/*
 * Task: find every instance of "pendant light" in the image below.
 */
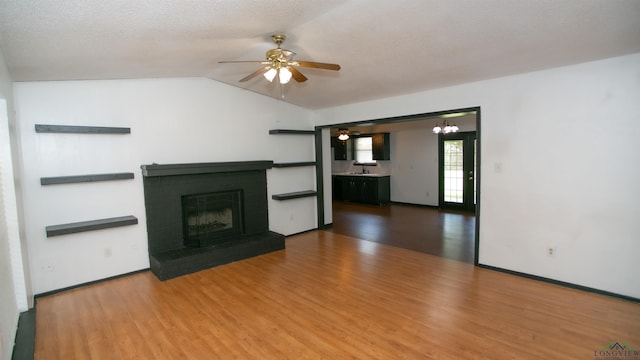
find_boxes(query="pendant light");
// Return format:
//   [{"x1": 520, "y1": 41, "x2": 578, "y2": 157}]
[{"x1": 337, "y1": 128, "x2": 350, "y2": 141}]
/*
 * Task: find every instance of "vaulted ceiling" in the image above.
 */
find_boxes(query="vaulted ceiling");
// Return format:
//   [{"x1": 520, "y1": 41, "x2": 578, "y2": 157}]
[{"x1": 1, "y1": 0, "x2": 639, "y2": 109}]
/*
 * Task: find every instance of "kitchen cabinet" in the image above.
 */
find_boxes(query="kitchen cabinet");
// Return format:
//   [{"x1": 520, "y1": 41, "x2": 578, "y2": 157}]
[
  {"x1": 333, "y1": 175, "x2": 390, "y2": 205},
  {"x1": 372, "y1": 133, "x2": 390, "y2": 160},
  {"x1": 332, "y1": 176, "x2": 344, "y2": 200},
  {"x1": 332, "y1": 136, "x2": 349, "y2": 160}
]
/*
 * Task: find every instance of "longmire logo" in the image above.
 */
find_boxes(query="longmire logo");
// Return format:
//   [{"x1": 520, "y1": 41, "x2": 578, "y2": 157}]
[{"x1": 594, "y1": 342, "x2": 640, "y2": 360}]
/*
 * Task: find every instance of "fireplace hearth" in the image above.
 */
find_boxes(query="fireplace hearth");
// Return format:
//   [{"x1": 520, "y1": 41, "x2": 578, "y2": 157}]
[{"x1": 141, "y1": 161, "x2": 284, "y2": 280}]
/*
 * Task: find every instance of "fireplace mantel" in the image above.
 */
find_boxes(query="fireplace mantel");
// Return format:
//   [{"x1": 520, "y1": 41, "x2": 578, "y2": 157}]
[{"x1": 141, "y1": 161, "x2": 273, "y2": 177}]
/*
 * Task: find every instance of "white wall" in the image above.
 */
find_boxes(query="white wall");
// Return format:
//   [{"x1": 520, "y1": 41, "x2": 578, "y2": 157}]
[
  {"x1": 389, "y1": 128, "x2": 439, "y2": 205},
  {"x1": 0, "y1": 48, "x2": 28, "y2": 360},
  {"x1": 13, "y1": 78, "x2": 316, "y2": 294},
  {"x1": 390, "y1": 117, "x2": 476, "y2": 206},
  {"x1": 316, "y1": 53, "x2": 640, "y2": 299}
]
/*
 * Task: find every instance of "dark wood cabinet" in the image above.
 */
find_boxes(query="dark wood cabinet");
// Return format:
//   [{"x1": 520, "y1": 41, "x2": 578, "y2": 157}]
[
  {"x1": 332, "y1": 176, "x2": 344, "y2": 200},
  {"x1": 333, "y1": 175, "x2": 390, "y2": 205},
  {"x1": 372, "y1": 133, "x2": 390, "y2": 160},
  {"x1": 332, "y1": 136, "x2": 348, "y2": 160}
]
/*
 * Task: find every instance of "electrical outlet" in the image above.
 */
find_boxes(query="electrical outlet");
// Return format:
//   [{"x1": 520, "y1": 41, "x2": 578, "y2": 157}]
[{"x1": 547, "y1": 247, "x2": 556, "y2": 257}]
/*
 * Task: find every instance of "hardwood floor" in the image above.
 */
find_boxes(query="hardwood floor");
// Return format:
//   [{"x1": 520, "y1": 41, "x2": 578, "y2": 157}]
[
  {"x1": 35, "y1": 231, "x2": 639, "y2": 359},
  {"x1": 330, "y1": 201, "x2": 476, "y2": 263}
]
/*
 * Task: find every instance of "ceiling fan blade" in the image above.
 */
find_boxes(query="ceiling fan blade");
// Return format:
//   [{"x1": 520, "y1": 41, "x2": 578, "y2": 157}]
[
  {"x1": 292, "y1": 61, "x2": 341, "y2": 71},
  {"x1": 239, "y1": 66, "x2": 271, "y2": 82},
  {"x1": 289, "y1": 67, "x2": 308, "y2": 83}
]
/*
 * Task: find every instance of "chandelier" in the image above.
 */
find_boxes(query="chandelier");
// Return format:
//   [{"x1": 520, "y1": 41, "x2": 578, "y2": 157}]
[{"x1": 432, "y1": 121, "x2": 459, "y2": 134}]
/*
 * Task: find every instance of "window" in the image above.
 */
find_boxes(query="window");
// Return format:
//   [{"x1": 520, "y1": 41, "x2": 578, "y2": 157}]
[
  {"x1": 354, "y1": 136, "x2": 376, "y2": 164},
  {"x1": 443, "y1": 140, "x2": 463, "y2": 203}
]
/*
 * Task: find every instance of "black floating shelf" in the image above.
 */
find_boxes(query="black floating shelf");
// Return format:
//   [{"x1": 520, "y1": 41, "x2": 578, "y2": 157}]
[
  {"x1": 272, "y1": 190, "x2": 317, "y2": 201},
  {"x1": 46, "y1": 215, "x2": 138, "y2": 237},
  {"x1": 272, "y1": 162, "x2": 316, "y2": 168},
  {"x1": 41, "y1": 172, "x2": 134, "y2": 186},
  {"x1": 269, "y1": 129, "x2": 315, "y2": 135},
  {"x1": 35, "y1": 124, "x2": 131, "y2": 134}
]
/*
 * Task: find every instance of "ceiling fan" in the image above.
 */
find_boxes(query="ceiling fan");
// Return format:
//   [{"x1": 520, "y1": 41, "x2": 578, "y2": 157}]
[{"x1": 219, "y1": 34, "x2": 341, "y2": 84}]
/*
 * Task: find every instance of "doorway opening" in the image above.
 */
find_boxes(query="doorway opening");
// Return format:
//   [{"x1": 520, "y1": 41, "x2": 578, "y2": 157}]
[{"x1": 318, "y1": 107, "x2": 481, "y2": 265}]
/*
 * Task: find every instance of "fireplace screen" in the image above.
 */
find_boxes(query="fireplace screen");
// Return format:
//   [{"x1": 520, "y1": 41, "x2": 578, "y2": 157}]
[{"x1": 182, "y1": 190, "x2": 242, "y2": 247}]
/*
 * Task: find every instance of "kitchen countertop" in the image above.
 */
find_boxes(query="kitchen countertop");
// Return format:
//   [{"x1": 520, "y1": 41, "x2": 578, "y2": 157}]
[{"x1": 332, "y1": 173, "x2": 390, "y2": 177}]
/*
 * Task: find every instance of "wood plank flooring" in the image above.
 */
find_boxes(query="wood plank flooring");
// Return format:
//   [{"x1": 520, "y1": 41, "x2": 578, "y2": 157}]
[
  {"x1": 35, "y1": 231, "x2": 639, "y2": 359},
  {"x1": 330, "y1": 201, "x2": 476, "y2": 263}
]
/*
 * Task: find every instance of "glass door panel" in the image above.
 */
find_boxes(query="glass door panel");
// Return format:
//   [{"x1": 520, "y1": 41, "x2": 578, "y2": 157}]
[
  {"x1": 444, "y1": 140, "x2": 464, "y2": 203},
  {"x1": 439, "y1": 132, "x2": 476, "y2": 212}
]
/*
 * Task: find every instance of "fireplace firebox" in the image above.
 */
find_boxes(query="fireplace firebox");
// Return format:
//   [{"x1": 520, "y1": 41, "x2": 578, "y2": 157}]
[{"x1": 182, "y1": 190, "x2": 242, "y2": 248}]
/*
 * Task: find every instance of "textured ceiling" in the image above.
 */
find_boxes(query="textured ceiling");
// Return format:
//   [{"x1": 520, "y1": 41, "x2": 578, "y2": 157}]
[{"x1": 1, "y1": 0, "x2": 639, "y2": 109}]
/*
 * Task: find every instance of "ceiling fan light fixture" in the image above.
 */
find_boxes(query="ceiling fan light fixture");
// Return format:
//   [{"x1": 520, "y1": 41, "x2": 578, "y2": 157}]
[
  {"x1": 279, "y1": 67, "x2": 292, "y2": 84},
  {"x1": 264, "y1": 68, "x2": 277, "y2": 82},
  {"x1": 219, "y1": 34, "x2": 341, "y2": 85},
  {"x1": 338, "y1": 128, "x2": 350, "y2": 141}
]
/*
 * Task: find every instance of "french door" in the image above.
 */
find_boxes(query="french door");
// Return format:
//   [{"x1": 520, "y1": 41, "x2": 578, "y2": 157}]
[{"x1": 439, "y1": 132, "x2": 476, "y2": 212}]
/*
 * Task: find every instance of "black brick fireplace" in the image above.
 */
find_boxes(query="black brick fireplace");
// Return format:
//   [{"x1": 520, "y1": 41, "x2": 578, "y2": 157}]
[{"x1": 141, "y1": 161, "x2": 285, "y2": 280}]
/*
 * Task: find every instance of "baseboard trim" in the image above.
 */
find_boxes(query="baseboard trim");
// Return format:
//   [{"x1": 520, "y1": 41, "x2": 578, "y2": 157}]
[
  {"x1": 34, "y1": 268, "x2": 150, "y2": 299},
  {"x1": 478, "y1": 264, "x2": 639, "y2": 303},
  {"x1": 389, "y1": 201, "x2": 439, "y2": 209},
  {"x1": 285, "y1": 227, "x2": 322, "y2": 237},
  {"x1": 12, "y1": 308, "x2": 35, "y2": 360},
  {"x1": 318, "y1": 223, "x2": 333, "y2": 230}
]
